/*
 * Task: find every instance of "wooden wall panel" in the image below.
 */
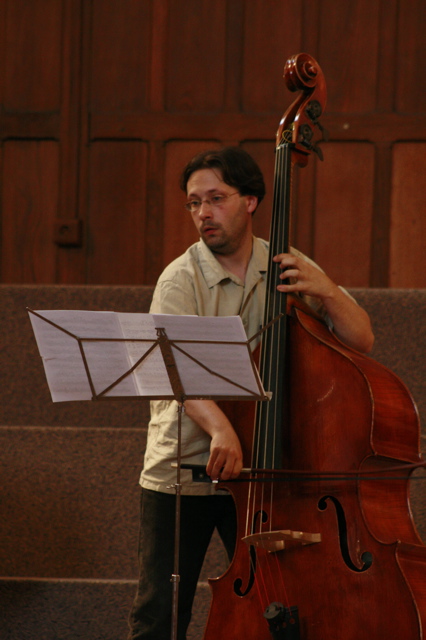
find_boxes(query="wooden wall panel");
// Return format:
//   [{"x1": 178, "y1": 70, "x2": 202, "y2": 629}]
[
  {"x1": 1, "y1": 141, "x2": 59, "y2": 282},
  {"x1": 90, "y1": 0, "x2": 151, "y2": 111},
  {"x1": 318, "y1": 0, "x2": 381, "y2": 113},
  {"x1": 3, "y1": 0, "x2": 62, "y2": 111},
  {"x1": 166, "y1": 0, "x2": 227, "y2": 111},
  {"x1": 0, "y1": 0, "x2": 84, "y2": 285},
  {"x1": 0, "y1": 2, "x2": 5, "y2": 109},
  {"x1": 389, "y1": 143, "x2": 426, "y2": 287},
  {"x1": 87, "y1": 141, "x2": 147, "y2": 284},
  {"x1": 242, "y1": 1, "x2": 302, "y2": 112},
  {"x1": 1, "y1": 0, "x2": 426, "y2": 287},
  {"x1": 313, "y1": 143, "x2": 374, "y2": 287},
  {"x1": 55, "y1": 0, "x2": 87, "y2": 284},
  {"x1": 396, "y1": 0, "x2": 426, "y2": 112}
]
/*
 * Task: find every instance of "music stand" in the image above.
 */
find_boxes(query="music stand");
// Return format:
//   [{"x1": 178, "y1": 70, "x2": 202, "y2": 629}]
[{"x1": 27, "y1": 308, "x2": 269, "y2": 640}]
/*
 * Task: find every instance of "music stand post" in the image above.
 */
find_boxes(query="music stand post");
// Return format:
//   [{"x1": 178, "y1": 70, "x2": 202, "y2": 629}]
[
  {"x1": 156, "y1": 326, "x2": 187, "y2": 640},
  {"x1": 171, "y1": 401, "x2": 183, "y2": 640}
]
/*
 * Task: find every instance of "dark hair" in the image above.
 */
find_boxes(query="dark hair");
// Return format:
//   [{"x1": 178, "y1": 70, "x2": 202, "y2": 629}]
[{"x1": 180, "y1": 146, "x2": 266, "y2": 209}]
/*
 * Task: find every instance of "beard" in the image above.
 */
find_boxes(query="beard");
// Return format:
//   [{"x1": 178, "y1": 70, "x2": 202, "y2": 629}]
[
  {"x1": 200, "y1": 225, "x2": 244, "y2": 256},
  {"x1": 199, "y1": 199, "x2": 252, "y2": 256},
  {"x1": 200, "y1": 225, "x2": 229, "y2": 254}
]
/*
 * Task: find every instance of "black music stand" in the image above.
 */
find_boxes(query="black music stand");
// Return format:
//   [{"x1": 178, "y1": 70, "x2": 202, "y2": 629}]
[{"x1": 27, "y1": 308, "x2": 269, "y2": 640}]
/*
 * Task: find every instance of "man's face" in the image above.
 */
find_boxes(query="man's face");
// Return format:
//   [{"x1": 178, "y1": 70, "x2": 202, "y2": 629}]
[{"x1": 186, "y1": 169, "x2": 257, "y2": 255}]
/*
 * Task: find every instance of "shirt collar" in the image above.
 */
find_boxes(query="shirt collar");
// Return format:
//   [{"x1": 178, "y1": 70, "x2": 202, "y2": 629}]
[{"x1": 197, "y1": 237, "x2": 268, "y2": 288}]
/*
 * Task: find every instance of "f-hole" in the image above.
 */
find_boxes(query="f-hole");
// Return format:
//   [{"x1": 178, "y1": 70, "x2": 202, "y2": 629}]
[
  {"x1": 234, "y1": 509, "x2": 268, "y2": 597},
  {"x1": 318, "y1": 495, "x2": 373, "y2": 572}
]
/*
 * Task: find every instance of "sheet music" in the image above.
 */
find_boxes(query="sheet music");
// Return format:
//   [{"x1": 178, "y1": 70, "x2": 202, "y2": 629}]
[
  {"x1": 116, "y1": 312, "x2": 172, "y2": 396},
  {"x1": 28, "y1": 310, "x2": 140, "y2": 401},
  {"x1": 151, "y1": 314, "x2": 259, "y2": 397},
  {"x1": 28, "y1": 310, "x2": 266, "y2": 402}
]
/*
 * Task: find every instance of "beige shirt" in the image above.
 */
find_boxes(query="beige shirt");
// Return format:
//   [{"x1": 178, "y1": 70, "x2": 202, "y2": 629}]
[{"x1": 140, "y1": 237, "x2": 329, "y2": 495}]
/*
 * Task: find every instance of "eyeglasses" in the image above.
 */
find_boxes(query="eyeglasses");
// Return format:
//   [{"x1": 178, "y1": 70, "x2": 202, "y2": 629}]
[{"x1": 184, "y1": 191, "x2": 240, "y2": 213}]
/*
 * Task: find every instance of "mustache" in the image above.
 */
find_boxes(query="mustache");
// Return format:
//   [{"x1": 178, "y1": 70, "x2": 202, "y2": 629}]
[{"x1": 201, "y1": 222, "x2": 221, "y2": 232}]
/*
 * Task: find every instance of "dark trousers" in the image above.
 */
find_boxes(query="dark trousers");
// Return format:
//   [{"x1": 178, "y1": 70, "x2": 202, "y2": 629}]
[{"x1": 127, "y1": 488, "x2": 237, "y2": 640}]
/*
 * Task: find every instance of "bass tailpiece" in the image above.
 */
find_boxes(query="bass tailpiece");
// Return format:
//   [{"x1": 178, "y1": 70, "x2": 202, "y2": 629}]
[{"x1": 264, "y1": 602, "x2": 300, "y2": 639}]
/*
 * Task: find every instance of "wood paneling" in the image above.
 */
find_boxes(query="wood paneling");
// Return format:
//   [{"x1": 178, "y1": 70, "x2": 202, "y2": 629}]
[
  {"x1": 0, "y1": 0, "x2": 426, "y2": 287},
  {"x1": 90, "y1": 0, "x2": 151, "y2": 111},
  {"x1": 389, "y1": 143, "x2": 426, "y2": 287},
  {"x1": 3, "y1": 0, "x2": 62, "y2": 111},
  {"x1": 55, "y1": 0, "x2": 87, "y2": 284},
  {"x1": 87, "y1": 141, "x2": 147, "y2": 284},
  {"x1": 396, "y1": 0, "x2": 426, "y2": 112},
  {"x1": 1, "y1": 141, "x2": 59, "y2": 282},
  {"x1": 242, "y1": 1, "x2": 302, "y2": 112},
  {"x1": 166, "y1": 1, "x2": 227, "y2": 111},
  {"x1": 314, "y1": 143, "x2": 374, "y2": 287},
  {"x1": 318, "y1": 0, "x2": 380, "y2": 113}
]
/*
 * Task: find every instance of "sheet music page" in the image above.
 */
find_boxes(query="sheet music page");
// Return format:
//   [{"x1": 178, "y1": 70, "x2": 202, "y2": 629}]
[
  {"x1": 152, "y1": 314, "x2": 264, "y2": 398},
  {"x1": 29, "y1": 310, "x2": 139, "y2": 402},
  {"x1": 116, "y1": 313, "x2": 173, "y2": 396}
]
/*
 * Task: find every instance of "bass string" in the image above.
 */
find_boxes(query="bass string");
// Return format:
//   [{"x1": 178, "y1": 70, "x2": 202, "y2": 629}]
[
  {"x1": 249, "y1": 144, "x2": 294, "y2": 611},
  {"x1": 247, "y1": 144, "x2": 292, "y2": 543}
]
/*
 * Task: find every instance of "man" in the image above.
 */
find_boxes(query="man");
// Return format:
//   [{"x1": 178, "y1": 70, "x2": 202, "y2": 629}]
[{"x1": 128, "y1": 147, "x2": 374, "y2": 640}]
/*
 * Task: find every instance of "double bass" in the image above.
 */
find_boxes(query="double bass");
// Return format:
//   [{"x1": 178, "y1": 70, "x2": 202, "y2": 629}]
[{"x1": 203, "y1": 54, "x2": 426, "y2": 639}]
